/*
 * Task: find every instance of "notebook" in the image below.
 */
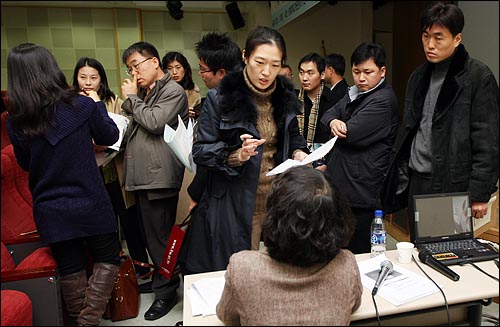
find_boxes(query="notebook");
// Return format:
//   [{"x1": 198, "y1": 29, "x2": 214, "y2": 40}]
[{"x1": 413, "y1": 192, "x2": 498, "y2": 266}]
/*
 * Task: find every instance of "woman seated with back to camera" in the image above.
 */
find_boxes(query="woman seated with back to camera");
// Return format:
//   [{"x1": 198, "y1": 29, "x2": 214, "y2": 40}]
[{"x1": 216, "y1": 165, "x2": 362, "y2": 326}]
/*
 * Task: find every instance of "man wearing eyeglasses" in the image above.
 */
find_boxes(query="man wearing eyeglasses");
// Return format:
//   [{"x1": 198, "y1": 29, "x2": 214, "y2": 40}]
[
  {"x1": 179, "y1": 32, "x2": 243, "y2": 276},
  {"x1": 194, "y1": 31, "x2": 243, "y2": 89},
  {"x1": 120, "y1": 41, "x2": 189, "y2": 321}
]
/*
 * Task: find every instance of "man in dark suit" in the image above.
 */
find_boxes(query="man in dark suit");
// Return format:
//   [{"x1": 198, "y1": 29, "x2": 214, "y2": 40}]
[{"x1": 324, "y1": 53, "x2": 349, "y2": 106}]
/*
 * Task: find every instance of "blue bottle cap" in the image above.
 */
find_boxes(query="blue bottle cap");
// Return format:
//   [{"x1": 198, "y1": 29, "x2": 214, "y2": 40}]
[{"x1": 374, "y1": 209, "x2": 383, "y2": 217}]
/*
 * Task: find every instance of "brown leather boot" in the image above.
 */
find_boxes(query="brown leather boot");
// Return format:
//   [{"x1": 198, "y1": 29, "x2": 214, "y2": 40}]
[
  {"x1": 77, "y1": 262, "x2": 120, "y2": 326},
  {"x1": 59, "y1": 270, "x2": 87, "y2": 326}
]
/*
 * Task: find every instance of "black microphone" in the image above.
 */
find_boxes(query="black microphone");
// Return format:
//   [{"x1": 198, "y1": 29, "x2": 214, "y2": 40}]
[
  {"x1": 418, "y1": 250, "x2": 460, "y2": 281},
  {"x1": 372, "y1": 260, "x2": 393, "y2": 295}
]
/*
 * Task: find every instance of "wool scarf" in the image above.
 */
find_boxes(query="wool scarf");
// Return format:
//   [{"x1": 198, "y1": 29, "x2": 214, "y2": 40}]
[{"x1": 297, "y1": 81, "x2": 325, "y2": 146}]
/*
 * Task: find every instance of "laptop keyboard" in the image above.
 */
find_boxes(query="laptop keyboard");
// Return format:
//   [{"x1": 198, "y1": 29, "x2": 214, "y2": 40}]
[{"x1": 423, "y1": 239, "x2": 484, "y2": 254}]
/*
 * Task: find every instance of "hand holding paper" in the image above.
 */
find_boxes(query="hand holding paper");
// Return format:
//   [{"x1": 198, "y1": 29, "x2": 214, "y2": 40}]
[{"x1": 266, "y1": 136, "x2": 338, "y2": 176}]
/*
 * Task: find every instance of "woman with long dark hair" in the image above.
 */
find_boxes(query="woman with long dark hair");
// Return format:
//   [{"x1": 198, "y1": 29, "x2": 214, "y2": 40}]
[
  {"x1": 6, "y1": 43, "x2": 121, "y2": 326},
  {"x1": 162, "y1": 51, "x2": 202, "y2": 119},
  {"x1": 71, "y1": 57, "x2": 151, "y2": 279},
  {"x1": 71, "y1": 57, "x2": 123, "y2": 114}
]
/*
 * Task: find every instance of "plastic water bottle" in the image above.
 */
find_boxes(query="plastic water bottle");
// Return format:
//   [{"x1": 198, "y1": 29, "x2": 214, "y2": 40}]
[{"x1": 370, "y1": 209, "x2": 387, "y2": 257}]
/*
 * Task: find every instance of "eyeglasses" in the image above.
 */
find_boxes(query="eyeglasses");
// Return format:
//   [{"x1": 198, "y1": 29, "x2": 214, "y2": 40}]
[
  {"x1": 126, "y1": 57, "x2": 153, "y2": 76},
  {"x1": 198, "y1": 65, "x2": 214, "y2": 75}
]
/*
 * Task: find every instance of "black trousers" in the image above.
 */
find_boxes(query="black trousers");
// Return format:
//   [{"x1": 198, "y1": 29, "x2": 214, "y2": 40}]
[
  {"x1": 105, "y1": 180, "x2": 150, "y2": 276},
  {"x1": 135, "y1": 190, "x2": 180, "y2": 300},
  {"x1": 407, "y1": 171, "x2": 432, "y2": 242},
  {"x1": 50, "y1": 232, "x2": 121, "y2": 276},
  {"x1": 347, "y1": 207, "x2": 375, "y2": 254}
]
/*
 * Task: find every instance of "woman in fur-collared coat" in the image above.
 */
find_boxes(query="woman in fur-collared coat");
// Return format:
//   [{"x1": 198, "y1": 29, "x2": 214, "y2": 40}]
[{"x1": 183, "y1": 26, "x2": 309, "y2": 274}]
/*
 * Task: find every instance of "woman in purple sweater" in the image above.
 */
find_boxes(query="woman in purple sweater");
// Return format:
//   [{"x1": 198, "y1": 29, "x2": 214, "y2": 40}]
[{"x1": 6, "y1": 43, "x2": 120, "y2": 326}]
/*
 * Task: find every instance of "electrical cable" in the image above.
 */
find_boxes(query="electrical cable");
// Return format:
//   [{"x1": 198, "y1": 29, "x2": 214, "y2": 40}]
[
  {"x1": 482, "y1": 312, "x2": 499, "y2": 326},
  {"x1": 412, "y1": 254, "x2": 451, "y2": 326},
  {"x1": 460, "y1": 261, "x2": 499, "y2": 282},
  {"x1": 371, "y1": 292, "x2": 382, "y2": 326},
  {"x1": 476, "y1": 238, "x2": 499, "y2": 252}
]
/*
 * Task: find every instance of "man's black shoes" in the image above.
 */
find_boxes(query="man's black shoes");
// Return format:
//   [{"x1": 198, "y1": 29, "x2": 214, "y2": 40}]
[{"x1": 144, "y1": 298, "x2": 178, "y2": 320}]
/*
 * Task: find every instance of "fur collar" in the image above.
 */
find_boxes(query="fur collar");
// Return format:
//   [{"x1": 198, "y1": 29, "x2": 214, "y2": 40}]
[
  {"x1": 218, "y1": 71, "x2": 302, "y2": 124},
  {"x1": 415, "y1": 44, "x2": 469, "y2": 114}
]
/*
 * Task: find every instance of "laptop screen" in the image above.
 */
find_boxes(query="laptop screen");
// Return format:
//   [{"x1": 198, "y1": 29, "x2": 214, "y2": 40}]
[{"x1": 413, "y1": 192, "x2": 473, "y2": 244}]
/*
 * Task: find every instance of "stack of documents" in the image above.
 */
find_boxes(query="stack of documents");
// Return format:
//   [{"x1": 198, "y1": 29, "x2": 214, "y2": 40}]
[
  {"x1": 358, "y1": 254, "x2": 441, "y2": 306},
  {"x1": 187, "y1": 277, "x2": 225, "y2": 317},
  {"x1": 163, "y1": 115, "x2": 196, "y2": 172}
]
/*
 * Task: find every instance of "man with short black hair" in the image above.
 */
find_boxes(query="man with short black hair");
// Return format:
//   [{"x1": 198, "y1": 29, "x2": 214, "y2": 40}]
[
  {"x1": 324, "y1": 53, "x2": 348, "y2": 106},
  {"x1": 195, "y1": 31, "x2": 243, "y2": 89},
  {"x1": 381, "y1": 2, "x2": 499, "y2": 242},
  {"x1": 121, "y1": 41, "x2": 189, "y2": 321},
  {"x1": 321, "y1": 42, "x2": 398, "y2": 254},
  {"x1": 297, "y1": 53, "x2": 338, "y2": 171}
]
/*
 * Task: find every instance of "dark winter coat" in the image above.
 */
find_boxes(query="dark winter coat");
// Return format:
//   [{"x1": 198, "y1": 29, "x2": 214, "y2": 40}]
[
  {"x1": 184, "y1": 72, "x2": 307, "y2": 273},
  {"x1": 7, "y1": 96, "x2": 119, "y2": 245},
  {"x1": 321, "y1": 79, "x2": 398, "y2": 208},
  {"x1": 329, "y1": 78, "x2": 349, "y2": 109},
  {"x1": 380, "y1": 44, "x2": 499, "y2": 212}
]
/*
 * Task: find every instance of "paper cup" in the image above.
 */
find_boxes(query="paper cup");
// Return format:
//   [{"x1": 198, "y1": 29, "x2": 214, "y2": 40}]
[{"x1": 396, "y1": 242, "x2": 415, "y2": 264}]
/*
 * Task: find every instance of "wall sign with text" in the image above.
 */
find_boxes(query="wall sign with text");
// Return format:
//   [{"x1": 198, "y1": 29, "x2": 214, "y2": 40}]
[{"x1": 271, "y1": 1, "x2": 320, "y2": 29}]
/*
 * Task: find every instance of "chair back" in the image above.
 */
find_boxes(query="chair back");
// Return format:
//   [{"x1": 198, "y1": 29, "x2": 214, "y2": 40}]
[
  {"x1": 1, "y1": 242, "x2": 16, "y2": 272},
  {"x1": 1, "y1": 149, "x2": 36, "y2": 242},
  {"x1": 1, "y1": 111, "x2": 10, "y2": 150},
  {"x1": 2, "y1": 144, "x2": 32, "y2": 205}
]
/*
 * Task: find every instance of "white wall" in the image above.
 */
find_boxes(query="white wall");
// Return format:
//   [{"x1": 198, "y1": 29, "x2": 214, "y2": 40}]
[{"x1": 459, "y1": 1, "x2": 499, "y2": 84}]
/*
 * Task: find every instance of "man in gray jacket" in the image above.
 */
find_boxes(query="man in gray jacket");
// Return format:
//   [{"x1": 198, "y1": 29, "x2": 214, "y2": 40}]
[{"x1": 121, "y1": 41, "x2": 188, "y2": 320}]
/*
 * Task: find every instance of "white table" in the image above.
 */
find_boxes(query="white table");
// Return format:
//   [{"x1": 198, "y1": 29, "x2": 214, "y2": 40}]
[{"x1": 183, "y1": 249, "x2": 499, "y2": 326}]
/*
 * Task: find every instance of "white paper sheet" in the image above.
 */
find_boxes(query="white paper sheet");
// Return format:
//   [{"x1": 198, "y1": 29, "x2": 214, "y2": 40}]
[
  {"x1": 163, "y1": 115, "x2": 195, "y2": 172},
  {"x1": 188, "y1": 277, "x2": 225, "y2": 317},
  {"x1": 358, "y1": 254, "x2": 441, "y2": 306},
  {"x1": 266, "y1": 136, "x2": 338, "y2": 176},
  {"x1": 107, "y1": 112, "x2": 130, "y2": 151}
]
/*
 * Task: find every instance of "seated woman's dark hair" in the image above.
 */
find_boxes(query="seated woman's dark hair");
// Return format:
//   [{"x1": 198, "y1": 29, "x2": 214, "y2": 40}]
[{"x1": 262, "y1": 165, "x2": 355, "y2": 267}]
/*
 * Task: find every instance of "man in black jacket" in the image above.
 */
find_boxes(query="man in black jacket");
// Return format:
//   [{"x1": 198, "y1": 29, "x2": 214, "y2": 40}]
[
  {"x1": 324, "y1": 52, "x2": 349, "y2": 106},
  {"x1": 321, "y1": 42, "x2": 398, "y2": 254},
  {"x1": 297, "y1": 53, "x2": 339, "y2": 171},
  {"x1": 185, "y1": 32, "x2": 242, "y2": 211},
  {"x1": 381, "y1": 2, "x2": 499, "y2": 242},
  {"x1": 179, "y1": 32, "x2": 243, "y2": 276}
]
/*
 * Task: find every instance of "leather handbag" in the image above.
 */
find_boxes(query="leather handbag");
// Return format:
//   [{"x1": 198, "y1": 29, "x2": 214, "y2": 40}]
[{"x1": 103, "y1": 254, "x2": 140, "y2": 322}]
